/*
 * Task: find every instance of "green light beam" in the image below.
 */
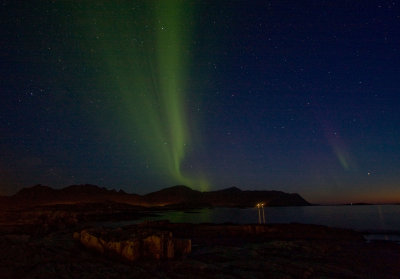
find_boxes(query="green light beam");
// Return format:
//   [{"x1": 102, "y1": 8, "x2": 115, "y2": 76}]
[{"x1": 80, "y1": 1, "x2": 208, "y2": 190}]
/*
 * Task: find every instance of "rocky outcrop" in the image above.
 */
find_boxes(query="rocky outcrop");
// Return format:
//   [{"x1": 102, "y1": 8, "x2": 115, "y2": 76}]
[
  {"x1": 75, "y1": 225, "x2": 191, "y2": 261},
  {"x1": 75, "y1": 220, "x2": 364, "y2": 264},
  {"x1": 1, "y1": 222, "x2": 399, "y2": 279}
]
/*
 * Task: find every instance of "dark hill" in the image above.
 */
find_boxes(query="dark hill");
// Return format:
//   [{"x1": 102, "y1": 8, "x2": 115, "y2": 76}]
[
  {"x1": 216, "y1": 186, "x2": 242, "y2": 193},
  {"x1": 61, "y1": 184, "x2": 112, "y2": 194},
  {"x1": 14, "y1": 184, "x2": 57, "y2": 201},
  {"x1": 144, "y1": 185, "x2": 310, "y2": 207},
  {"x1": 7, "y1": 184, "x2": 310, "y2": 207},
  {"x1": 203, "y1": 188, "x2": 309, "y2": 207},
  {"x1": 144, "y1": 185, "x2": 201, "y2": 205},
  {"x1": 11, "y1": 184, "x2": 142, "y2": 206}
]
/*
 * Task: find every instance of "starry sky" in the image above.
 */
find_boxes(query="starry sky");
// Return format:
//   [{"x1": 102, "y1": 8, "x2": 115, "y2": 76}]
[{"x1": 1, "y1": 0, "x2": 400, "y2": 203}]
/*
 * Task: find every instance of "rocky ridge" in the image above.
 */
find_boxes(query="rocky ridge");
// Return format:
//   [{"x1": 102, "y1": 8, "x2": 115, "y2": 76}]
[
  {"x1": 75, "y1": 223, "x2": 191, "y2": 261},
  {"x1": 2, "y1": 184, "x2": 310, "y2": 208}
]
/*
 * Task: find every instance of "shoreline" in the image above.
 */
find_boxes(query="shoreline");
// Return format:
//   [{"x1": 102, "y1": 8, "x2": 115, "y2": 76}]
[
  {"x1": 1, "y1": 218, "x2": 399, "y2": 278},
  {"x1": 0, "y1": 202, "x2": 400, "y2": 278}
]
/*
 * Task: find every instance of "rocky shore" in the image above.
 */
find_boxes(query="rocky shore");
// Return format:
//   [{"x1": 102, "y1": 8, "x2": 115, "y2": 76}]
[
  {"x1": 0, "y1": 209, "x2": 399, "y2": 278},
  {"x1": 75, "y1": 224, "x2": 191, "y2": 261}
]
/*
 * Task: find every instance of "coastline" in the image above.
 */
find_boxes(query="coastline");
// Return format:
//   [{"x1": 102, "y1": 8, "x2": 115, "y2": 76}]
[{"x1": 1, "y1": 204, "x2": 400, "y2": 278}]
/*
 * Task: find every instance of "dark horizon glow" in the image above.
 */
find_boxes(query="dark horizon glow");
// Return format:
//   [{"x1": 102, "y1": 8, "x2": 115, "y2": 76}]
[{"x1": 1, "y1": 1, "x2": 399, "y2": 204}]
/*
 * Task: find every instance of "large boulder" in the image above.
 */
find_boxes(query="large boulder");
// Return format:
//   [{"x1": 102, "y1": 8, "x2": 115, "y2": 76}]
[{"x1": 76, "y1": 226, "x2": 191, "y2": 262}]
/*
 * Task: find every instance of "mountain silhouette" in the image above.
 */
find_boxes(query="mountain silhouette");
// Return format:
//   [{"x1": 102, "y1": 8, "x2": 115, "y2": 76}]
[
  {"x1": 4, "y1": 184, "x2": 310, "y2": 207},
  {"x1": 143, "y1": 185, "x2": 310, "y2": 207}
]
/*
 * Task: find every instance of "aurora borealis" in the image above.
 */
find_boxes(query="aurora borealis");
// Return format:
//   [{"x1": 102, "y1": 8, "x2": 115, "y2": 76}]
[
  {"x1": 1, "y1": 1, "x2": 400, "y2": 203},
  {"x1": 82, "y1": 1, "x2": 207, "y2": 189}
]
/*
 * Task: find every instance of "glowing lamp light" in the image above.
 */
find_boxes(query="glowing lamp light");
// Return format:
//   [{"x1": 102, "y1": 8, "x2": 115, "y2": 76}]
[{"x1": 256, "y1": 202, "x2": 266, "y2": 224}]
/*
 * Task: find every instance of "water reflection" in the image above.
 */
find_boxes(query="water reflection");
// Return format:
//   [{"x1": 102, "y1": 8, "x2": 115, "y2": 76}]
[{"x1": 142, "y1": 205, "x2": 400, "y2": 232}]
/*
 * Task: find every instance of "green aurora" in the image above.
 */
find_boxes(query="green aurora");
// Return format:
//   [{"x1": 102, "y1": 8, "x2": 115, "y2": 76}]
[{"x1": 81, "y1": 1, "x2": 208, "y2": 190}]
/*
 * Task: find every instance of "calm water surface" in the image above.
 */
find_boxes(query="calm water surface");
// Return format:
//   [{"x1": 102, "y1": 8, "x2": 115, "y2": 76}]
[
  {"x1": 105, "y1": 205, "x2": 400, "y2": 241},
  {"x1": 139, "y1": 205, "x2": 400, "y2": 232}
]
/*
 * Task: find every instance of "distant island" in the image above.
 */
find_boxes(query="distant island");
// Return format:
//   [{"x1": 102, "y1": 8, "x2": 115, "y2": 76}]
[{"x1": 0, "y1": 184, "x2": 310, "y2": 208}]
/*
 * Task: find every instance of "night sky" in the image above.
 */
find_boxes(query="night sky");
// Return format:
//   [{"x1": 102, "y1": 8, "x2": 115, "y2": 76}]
[{"x1": 1, "y1": 1, "x2": 400, "y2": 203}]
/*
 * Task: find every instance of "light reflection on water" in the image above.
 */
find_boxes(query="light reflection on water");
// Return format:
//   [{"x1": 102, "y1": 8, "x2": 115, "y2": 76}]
[
  {"x1": 139, "y1": 205, "x2": 400, "y2": 232},
  {"x1": 103, "y1": 205, "x2": 400, "y2": 242}
]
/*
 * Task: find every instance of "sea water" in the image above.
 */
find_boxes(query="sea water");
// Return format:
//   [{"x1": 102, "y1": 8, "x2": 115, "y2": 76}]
[
  {"x1": 142, "y1": 205, "x2": 400, "y2": 230},
  {"x1": 104, "y1": 205, "x2": 400, "y2": 242},
  {"x1": 140, "y1": 205, "x2": 400, "y2": 242}
]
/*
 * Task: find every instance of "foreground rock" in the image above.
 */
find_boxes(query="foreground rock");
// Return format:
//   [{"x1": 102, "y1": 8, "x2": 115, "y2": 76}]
[
  {"x1": 75, "y1": 220, "x2": 364, "y2": 264},
  {"x1": 75, "y1": 224, "x2": 191, "y2": 261},
  {"x1": 0, "y1": 221, "x2": 399, "y2": 278}
]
